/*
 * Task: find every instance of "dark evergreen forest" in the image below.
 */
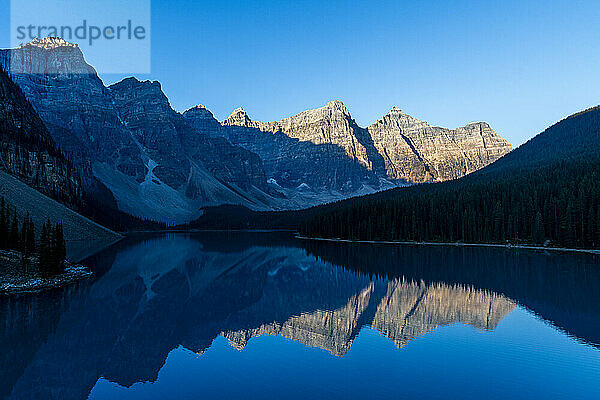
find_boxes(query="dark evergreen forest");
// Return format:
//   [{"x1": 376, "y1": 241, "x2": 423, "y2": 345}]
[{"x1": 0, "y1": 197, "x2": 66, "y2": 275}]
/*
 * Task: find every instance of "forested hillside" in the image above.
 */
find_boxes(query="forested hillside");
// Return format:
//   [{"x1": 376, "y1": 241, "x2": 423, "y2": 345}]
[{"x1": 480, "y1": 105, "x2": 600, "y2": 174}]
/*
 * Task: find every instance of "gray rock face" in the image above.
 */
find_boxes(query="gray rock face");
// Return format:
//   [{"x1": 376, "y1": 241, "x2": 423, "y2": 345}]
[
  {"x1": 108, "y1": 84, "x2": 268, "y2": 193},
  {"x1": 109, "y1": 78, "x2": 189, "y2": 189},
  {"x1": 0, "y1": 65, "x2": 81, "y2": 204},
  {"x1": 368, "y1": 107, "x2": 512, "y2": 182},
  {"x1": 0, "y1": 38, "x2": 145, "y2": 182},
  {"x1": 108, "y1": 78, "x2": 270, "y2": 212},
  {"x1": 181, "y1": 104, "x2": 222, "y2": 136},
  {"x1": 253, "y1": 100, "x2": 373, "y2": 168},
  {"x1": 209, "y1": 105, "x2": 380, "y2": 193},
  {"x1": 182, "y1": 105, "x2": 268, "y2": 191}
]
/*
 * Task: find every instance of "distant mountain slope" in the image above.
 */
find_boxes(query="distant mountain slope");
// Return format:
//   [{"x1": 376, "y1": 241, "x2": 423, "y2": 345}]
[
  {"x1": 480, "y1": 105, "x2": 600, "y2": 175},
  {"x1": 0, "y1": 64, "x2": 81, "y2": 205},
  {"x1": 0, "y1": 62, "x2": 121, "y2": 258},
  {"x1": 109, "y1": 78, "x2": 268, "y2": 193},
  {"x1": 225, "y1": 100, "x2": 383, "y2": 183},
  {"x1": 0, "y1": 170, "x2": 121, "y2": 261}
]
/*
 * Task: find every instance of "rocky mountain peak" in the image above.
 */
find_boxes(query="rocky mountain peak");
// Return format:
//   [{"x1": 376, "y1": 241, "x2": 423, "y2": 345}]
[
  {"x1": 325, "y1": 99, "x2": 349, "y2": 113},
  {"x1": 465, "y1": 121, "x2": 490, "y2": 128},
  {"x1": 113, "y1": 77, "x2": 162, "y2": 91},
  {"x1": 368, "y1": 109, "x2": 512, "y2": 183},
  {"x1": 183, "y1": 104, "x2": 217, "y2": 120},
  {"x1": 0, "y1": 36, "x2": 93, "y2": 75},
  {"x1": 109, "y1": 77, "x2": 171, "y2": 112},
  {"x1": 377, "y1": 107, "x2": 426, "y2": 127},
  {"x1": 0, "y1": 39, "x2": 144, "y2": 187},
  {"x1": 387, "y1": 106, "x2": 404, "y2": 115},
  {"x1": 23, "y1": 37, "x2": 78, "y2": 50},
  {"x1": 223, "y1": 107, "x2": 253, "y2": 126},
  {"x1": 277, "y1": 100, "x2": 352, "y2": 127}
]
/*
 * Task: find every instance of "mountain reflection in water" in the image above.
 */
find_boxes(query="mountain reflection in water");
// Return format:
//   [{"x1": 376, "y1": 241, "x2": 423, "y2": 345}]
[{"x1": 1, "y1": 232, "x2": 599, "y2": 400}]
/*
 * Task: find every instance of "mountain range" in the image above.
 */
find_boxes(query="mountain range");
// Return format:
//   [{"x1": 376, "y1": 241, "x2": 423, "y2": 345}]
[{"x1": 0, "y1": 37, "x2": 511, "y2": 224}]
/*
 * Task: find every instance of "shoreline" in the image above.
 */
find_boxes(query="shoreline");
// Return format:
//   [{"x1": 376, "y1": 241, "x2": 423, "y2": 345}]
[
  {"x1": 0, "y1": 264, "x2": 93, "y2": 295},
  {"x1": 295, "y1": 235, "x2": 600, "y2": 255},
  {"x1": 0, "y1": 250, "x2": 94, "y2": 296},
  {"x1": 123, "y1": 229, "x2": 296, "y2": 234}
]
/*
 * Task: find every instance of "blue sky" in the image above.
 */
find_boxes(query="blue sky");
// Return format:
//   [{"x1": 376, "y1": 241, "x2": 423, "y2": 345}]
[{"x1": 2, "y1": 0, "x2": 600, "y2": 146}]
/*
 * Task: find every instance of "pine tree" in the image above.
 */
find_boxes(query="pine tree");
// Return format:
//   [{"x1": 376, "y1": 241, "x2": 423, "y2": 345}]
[
  {"x1": 20, "y1": 212, "x2": 31, "y2": 256},
  {"x1": 0, "y1": 197, "x2": 7, "y2": 249},
  {"x1": 26, "y1": 216, "x2": 35, "y2": 256},
  {"x1": 533, "y1": 210, "x2": 544, "y2": 244},
  {"x1": 39, "y1": 220, "x2": 50, "y2": 274},
  {"x1": 8, "y1": 209, "x2": 19, "y2": 250},
  {"x1": 55, "y1": 223, "x2": 65, "y2": 264}
]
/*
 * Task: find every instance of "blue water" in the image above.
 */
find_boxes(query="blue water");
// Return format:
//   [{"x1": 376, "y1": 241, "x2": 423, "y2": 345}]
[{"x1": 1, "y1": 232, "x2": 599, "y2": 399}]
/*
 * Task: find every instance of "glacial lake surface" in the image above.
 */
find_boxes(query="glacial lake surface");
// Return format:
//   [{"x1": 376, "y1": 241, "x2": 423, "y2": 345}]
[{"x1": 1, "y1": 232, "x2": 599, "y2": 399}]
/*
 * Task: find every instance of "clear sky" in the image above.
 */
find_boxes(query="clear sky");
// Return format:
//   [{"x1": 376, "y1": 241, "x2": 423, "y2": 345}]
[{"x1": 1, "y1": 0, "x2": 600, "y2": 146}]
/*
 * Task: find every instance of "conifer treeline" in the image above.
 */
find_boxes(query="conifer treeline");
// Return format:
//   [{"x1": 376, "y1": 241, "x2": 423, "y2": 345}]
[
  {"x1": 0, "y1": 197, "x2": 67, "y2": 274},
  {"x1": 299, "y1": 157, "x2": 600, "y2": 249},
  {"x1": 39, "y1": 220, "x2": 66, "y2": 275}
]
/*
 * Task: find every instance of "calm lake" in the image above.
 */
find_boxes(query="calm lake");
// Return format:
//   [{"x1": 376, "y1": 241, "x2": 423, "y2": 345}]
[{"x1": 1, "y1": 232, "x2": 599, "y2": 399}]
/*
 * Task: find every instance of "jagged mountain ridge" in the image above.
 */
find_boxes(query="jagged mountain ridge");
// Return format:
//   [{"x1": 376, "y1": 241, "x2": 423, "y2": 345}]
[
  {"x1": 0, "y1": 64, "x2": 119, "y2": 258},
  {"x1": 227, "y1": 100, "x2": 375, "y2": 170},
  {"x1": 0, "y1": 38, "x2": 145, "y2": 182},
  {"x1": 198, "y1": 100, "x2": 511, "y2": 187},
  {"x1": 210, "y1": 104, "x2": 382, "y2": 193},
  {"x1": 109, "y1": 77, "x2": 267, "y2": 192},
  {"x1": 1, "y1": 38, "x2": 511, "y2": 223}
]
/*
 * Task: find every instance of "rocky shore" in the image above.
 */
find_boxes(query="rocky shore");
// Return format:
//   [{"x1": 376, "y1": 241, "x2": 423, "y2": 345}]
[
  {"x1": 0, "y1": 250, "x2": 92, "y2": 295},
  {"x1": 295, "y1": 235, "x2": 600, "y2": 255}
]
